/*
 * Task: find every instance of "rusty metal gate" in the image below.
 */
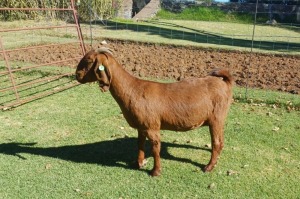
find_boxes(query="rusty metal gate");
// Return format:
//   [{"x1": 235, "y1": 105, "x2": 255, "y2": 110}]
[{"x1": 0, "y1": 0, "x2": 86, "y2": 109}]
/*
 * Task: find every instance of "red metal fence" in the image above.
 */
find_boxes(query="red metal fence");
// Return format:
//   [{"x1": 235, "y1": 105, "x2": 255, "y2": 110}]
[{"x1": 0, "y1": 0, "x2": 85, "y2": 109}]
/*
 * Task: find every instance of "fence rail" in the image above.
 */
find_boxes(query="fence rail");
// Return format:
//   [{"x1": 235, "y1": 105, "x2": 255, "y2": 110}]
[{"x1": 0, "y1": 0, "x2": 85, "y2": 109}]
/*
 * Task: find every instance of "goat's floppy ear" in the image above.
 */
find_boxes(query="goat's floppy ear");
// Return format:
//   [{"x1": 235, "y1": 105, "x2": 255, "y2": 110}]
[{"x1": 94, "y1": 59, "x2": 112, "y2": 92}]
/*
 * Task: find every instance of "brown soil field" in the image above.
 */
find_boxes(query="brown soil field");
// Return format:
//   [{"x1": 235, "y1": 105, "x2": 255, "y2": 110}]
[{"x1": 5, "y1": 40, "x2": 300, "y2": 94}]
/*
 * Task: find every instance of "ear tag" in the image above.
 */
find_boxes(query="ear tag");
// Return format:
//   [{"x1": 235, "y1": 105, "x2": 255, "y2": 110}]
[{"x1": 99, "y1": 65, "x2": 105, "y2": 71}]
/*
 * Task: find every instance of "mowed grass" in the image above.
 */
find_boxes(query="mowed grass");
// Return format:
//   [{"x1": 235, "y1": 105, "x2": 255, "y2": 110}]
[
  {"x1": 0, "y1": 20, "x2": 79, "y2": 49},
  {"x1": 0, "y1": 82, "x2": 299, "y2": 198}
]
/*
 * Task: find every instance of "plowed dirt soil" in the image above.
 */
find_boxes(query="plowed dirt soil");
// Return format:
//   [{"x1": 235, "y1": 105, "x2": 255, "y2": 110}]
[{"x1": 6, "y1": 39, "x2": 300, "y2": 94}]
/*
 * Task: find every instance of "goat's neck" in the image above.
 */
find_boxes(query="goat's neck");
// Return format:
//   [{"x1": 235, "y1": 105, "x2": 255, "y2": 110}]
[{"x1": 109, "y1": 61, "x2": 138, "y2": 106}]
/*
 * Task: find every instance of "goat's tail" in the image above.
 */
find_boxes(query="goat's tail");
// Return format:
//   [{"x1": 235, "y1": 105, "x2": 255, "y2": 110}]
[{"x1": 209, "y1": 69, "x2": 234, "y2": 86}]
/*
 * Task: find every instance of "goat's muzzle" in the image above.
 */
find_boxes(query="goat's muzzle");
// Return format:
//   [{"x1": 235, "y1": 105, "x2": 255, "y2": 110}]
[{"x1": 75, "y1": 71, "x2": 86, "y2": 84}]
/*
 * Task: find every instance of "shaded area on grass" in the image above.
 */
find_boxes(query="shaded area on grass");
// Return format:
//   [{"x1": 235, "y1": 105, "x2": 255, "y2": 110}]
[{"x1": 0, "y1": 138, "x2": 209, "y2": 174}]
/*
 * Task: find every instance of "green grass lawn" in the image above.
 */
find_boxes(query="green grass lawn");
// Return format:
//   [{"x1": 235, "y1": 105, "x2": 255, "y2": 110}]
[
  {"x1": 0, "y1": 20, "x2": 79, "y2": 49},
  {"x1": 1, "y1": 83, "x2": 299, "y2": 198}
]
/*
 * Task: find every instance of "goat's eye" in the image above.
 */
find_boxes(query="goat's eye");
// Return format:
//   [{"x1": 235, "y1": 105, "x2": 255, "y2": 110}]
[{"x1": 87, "y1": 63, "x2": 93, "y2": 69}]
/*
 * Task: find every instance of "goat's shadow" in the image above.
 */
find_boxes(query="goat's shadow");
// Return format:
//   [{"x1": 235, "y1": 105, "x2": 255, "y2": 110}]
[{"x1": 0, "y1": 138, "x2": 210, "y2": 174}]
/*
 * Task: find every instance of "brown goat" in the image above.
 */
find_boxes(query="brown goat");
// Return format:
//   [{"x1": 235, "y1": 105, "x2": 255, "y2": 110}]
[{"x1": 75, "y1": 47, "x2": 234, "y2": 176}]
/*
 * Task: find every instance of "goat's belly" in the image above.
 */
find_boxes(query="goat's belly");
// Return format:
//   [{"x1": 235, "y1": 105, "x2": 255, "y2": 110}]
[{"x1": 161, "y1": 120, "x2": 206, "y2": 131}]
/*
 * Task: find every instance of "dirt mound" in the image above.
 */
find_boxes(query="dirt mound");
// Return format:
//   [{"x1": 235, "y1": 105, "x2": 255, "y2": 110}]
[{"x1": 5, "y1": 40, "x2": 300, "y2": 94}]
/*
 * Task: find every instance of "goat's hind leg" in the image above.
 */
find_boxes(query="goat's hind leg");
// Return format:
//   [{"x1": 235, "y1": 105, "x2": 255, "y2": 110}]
[
  {"x1": 204, "y1": 122, "x2": 224, "y2": 172},
  {"x1": 145, "y1": 130, "x2": 161, "y2": 176}
]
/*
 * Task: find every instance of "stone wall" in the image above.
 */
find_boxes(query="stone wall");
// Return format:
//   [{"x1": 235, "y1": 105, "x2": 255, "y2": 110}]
[
  {"x1": 116, "y1": 0, "x2": 133, "y2": 19},
  {"x1": 116, "y1": 0, "x2": 152, "y2": 18}
]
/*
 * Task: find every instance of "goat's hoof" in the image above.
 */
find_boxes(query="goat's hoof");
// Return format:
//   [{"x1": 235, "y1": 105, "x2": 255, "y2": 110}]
[
  {"x1": 132, "y1": 159, "x2": 148, "y2": 169},
  {"x1": 150, "y1": 168, "x2": 161, "y2": 177},
  {"x1": 203, "y1": 164, "x2": 214, "y2": 172},
  {"x1": 138, "y1": 159, "x2": 148, "y2": 169}
]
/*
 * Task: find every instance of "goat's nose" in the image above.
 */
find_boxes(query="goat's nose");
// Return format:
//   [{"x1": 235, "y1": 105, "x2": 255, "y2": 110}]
[{"x1": 75, "y1": 73, "x2": 82, "y2": 82}]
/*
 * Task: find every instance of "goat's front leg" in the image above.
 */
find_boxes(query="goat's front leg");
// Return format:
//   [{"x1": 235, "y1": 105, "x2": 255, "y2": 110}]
[
  {"x1": 136, "y1": 130, "x2": 147, "y2": 169},
  {"x1": 144, "y1": 130, "x2": 161, "y2": 176}
]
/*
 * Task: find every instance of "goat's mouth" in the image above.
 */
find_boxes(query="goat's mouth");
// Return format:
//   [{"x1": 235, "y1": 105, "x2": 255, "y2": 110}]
[{"x1": 75, "y1": 72, "x2": 87, "y2": 83}]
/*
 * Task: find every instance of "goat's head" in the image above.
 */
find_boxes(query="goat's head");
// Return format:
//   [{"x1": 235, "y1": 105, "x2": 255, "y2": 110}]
[{"x1": 75, "y1": 47, "x2": 113, "y2": 92}]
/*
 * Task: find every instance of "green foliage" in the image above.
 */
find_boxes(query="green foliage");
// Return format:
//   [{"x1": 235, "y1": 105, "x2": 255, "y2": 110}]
[
  {"x1": 0, "y1": 0, "x2": 69, "y2": 20},
  {"x1": 0, "y1": 0, "x2": 119, "y2": 21},
  {"x1": 76, "y1": 0, "x2": 121, "y2": 21},
  {"x1": 156, "y1": 6, "x2": 259, "y2": 24},
  {"x1": 157, "y1": 5, "x2": 298, "y2": 24}
]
